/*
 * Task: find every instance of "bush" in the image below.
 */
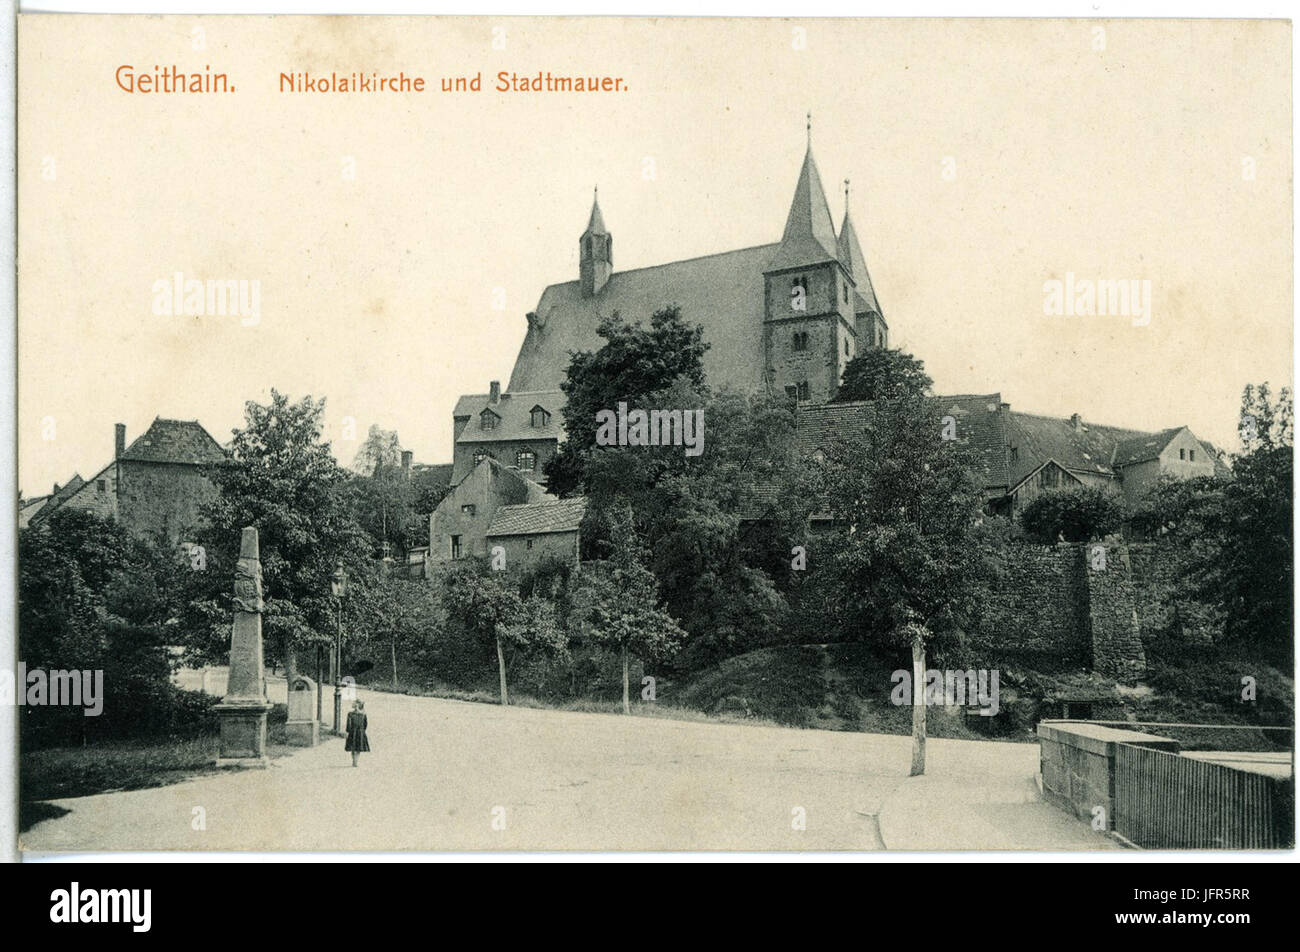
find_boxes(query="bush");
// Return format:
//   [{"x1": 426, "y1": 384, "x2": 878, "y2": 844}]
[{"x1": 1020, "y1": 487, "x2": 1127, "y2": 543}]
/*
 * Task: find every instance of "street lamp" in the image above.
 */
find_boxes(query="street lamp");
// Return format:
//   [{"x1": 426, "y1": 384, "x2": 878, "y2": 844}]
[{"x1": 330, "y1": 563, "x2": 349, "y2": 736}]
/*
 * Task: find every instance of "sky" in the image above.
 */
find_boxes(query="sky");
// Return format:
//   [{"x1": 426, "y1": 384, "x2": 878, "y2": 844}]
[{"x1": 17, "y1": 15, "x2": 1292, "y2": 497}]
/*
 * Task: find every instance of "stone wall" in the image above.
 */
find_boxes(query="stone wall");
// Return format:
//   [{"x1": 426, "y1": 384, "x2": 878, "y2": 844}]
[
  {"x1": 975, "y1": 540, "x2": 1181, "y2": 682},
  {"x1": 116, "y1": 460, "x2": 217, "y2": 543}
]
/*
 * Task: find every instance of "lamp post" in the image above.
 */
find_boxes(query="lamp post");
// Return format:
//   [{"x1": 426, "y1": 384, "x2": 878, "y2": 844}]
[{"x1": 330, "y1": 563, "x2": 348, "y2": 736}]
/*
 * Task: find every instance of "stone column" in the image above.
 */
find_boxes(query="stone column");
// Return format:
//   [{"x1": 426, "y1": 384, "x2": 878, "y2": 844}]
[{"x1": 215, "y1": 527, "x2": 273, "y2": 766}]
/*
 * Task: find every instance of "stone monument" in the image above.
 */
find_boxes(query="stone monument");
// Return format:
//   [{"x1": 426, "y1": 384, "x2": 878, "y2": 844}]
[
  {"x1": 214, "y1": 526, "x2": 273, "y2": 766},
  {"x1": 286, "y1": 675, "x2": 319, "y2": 746}
]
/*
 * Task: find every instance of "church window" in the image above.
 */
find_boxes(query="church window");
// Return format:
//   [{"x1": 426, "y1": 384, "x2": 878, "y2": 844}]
[
  {"x1": 843, "y1": 281, "x2": 849, "y2": 304},
  {"x1": 792, "y1": 331, "x2": 808, "y2": 351},
  {"x1": 1010, "y1": 446, "x2": 1019, "y2": 463},
  {"x1": 844, "y1": 339, "x2": 849, "y2": 356},
  {"x1": 450, "y1": 535, "x2": 462, "y2": 560},
  {"x1": 516, "y1": 450, "x2": 537, "y2": 471},
  {"x1": 790, "y1": 275, "x2": 808, "y2": 311},
  {"x1": 797, "y1": 381, "x2": 810, "y2": 401}
]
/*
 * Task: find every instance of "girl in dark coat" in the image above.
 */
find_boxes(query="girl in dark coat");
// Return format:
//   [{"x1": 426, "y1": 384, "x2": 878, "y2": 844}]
[{"x1": 345, "y1": 700, "x2": 370, "y2": 767}]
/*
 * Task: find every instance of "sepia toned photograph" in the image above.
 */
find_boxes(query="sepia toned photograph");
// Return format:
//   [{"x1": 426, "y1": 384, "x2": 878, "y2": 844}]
[{"x1": 8, "y1": 12, "x2": 1294, "y2": 860}]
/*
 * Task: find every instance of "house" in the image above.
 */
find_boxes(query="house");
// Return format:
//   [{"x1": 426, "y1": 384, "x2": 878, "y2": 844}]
[
  {"x1": 27, "y1": 418, "x2": 226, "y2": 543},
  {"x1": 450, "y1": 382, "x2": 565, "y2": 486},
  {"x1": 1003, "y1": 412, "x2": 1230, "y2": 511},
  {"x1": 485, "y1": 497, "x2": 586, "y2": 573},
  {"x1": 428, "y1": 457, "x2": 552, "y2": 566}
]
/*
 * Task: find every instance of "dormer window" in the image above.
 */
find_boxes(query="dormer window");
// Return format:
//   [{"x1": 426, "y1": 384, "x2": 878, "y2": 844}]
[
  {"x1": 530, "y1": 406, "x2": 551, "y2": 428},
  {"x1": 480, "y1": 408, "x2": 499, "y2": 431}
]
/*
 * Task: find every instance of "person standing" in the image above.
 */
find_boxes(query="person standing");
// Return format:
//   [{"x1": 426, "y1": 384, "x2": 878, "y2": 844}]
[{"x1": 345, "y1": 699, "x2": 370, "y2": 767}]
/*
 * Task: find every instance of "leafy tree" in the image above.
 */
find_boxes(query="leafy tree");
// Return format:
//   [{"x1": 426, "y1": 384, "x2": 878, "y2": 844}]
[
  {"x1": 834, "y1": 348, "x2": 933, "y2": 403},
  {"x1": 815, "y1": 394, "x2": 993, "y2": 773},
  {"x1": 1200, "y1": 384, "x2": 1293, "y2": 664},
  {"x1": 570, "y1": 506, "x2": 684, "y2": 713},
  {"x1": 18, "y1": 509, "x2": 187, "y2": 746},
  {"x1": 544, "y1": 305, "x2": 709, "y2": 497},
  {"x1": 1019, "y1": 487, "x2": 1127, "y2": 543},
  {"x1": 440, "y1": 561, "x2": 568, "y2": 704},
  {"x1": 351, "y1": 424, "x2": 403, "y2": 475},
  {"x1": 183, "y1": 389, "x2": 376, "y2": 678},
  {"x1": 353, "y1": 573, "x2": 445, "y2": 688}
]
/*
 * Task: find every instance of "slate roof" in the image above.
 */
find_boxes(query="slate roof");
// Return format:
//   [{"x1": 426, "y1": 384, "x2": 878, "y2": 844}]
[
  {"x1": 509, "y1": 244, "x2": 779, "y2": 394},
  {"x1": 795, "y1": 394, "x2": 1011, "y2": 493},
  {"x1": 28, "y1": 474, "x2": 84, "y2": 524},
  {"x1": 120, "y1": 418, "x2": 226, "y2": 465},
  {"x1": 486, "y1": 497, "x2": 586, "y2": 537},
  {"x1": 1112, "y1": 428, "x2": 1183, "y2": 467},
  {"x1": 768, "y1": 145, "x2": 841, "y2": 271},
  {"x1": 837, "y1": 209, "x2": 882, "y2": 316},
  {"x1": 453, "y1": 390, "x2": 566, "y2": 444},
  {"x1": 411, "y1": 462, "x2": 454, "y2": 487}
]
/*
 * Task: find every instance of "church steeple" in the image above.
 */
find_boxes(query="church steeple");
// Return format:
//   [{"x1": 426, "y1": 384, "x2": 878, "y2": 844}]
[
  {"x1": 769, "y1": 117, "x2": 840, "y2": 272},
  {"x1": 837, "y1": 180, "x2": 882, "y2": 316},
  {"x1": 580, "y1": 187, "x2": 612, "y2": 297}
]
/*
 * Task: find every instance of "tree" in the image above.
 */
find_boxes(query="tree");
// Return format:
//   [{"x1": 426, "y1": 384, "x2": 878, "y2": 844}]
[
  {"x1": 1199, "y1": 384, "x2": 1293, "y2": 663},
  {"x1": 183, "y1": 389, "x2": 376, "y2": 678},
  {"x1": 834, "y1": 348, "x2": 933, "y2": 403},
  {"x1": 1019, "y1": 486, "x2": 1127, "y2": 543},
  {"x1": 18, "y1": 509, "x2": 185, "y2": 746},
  {"x1": 353, "y1": 573, "x2": 445, "y2": 688},
  {"x1": 351, "y1": 424, "x2": 402, "y2": 476},
  {"x1": 816, "y1": 394, "x2": 993, "y2": 774},
  {"x1": 544, "y1": 305, "x2": 709, "y2": 497},
  {"x1": 440, "y1": 561, "x2": 568, "y2": 704},
  {"x1": 570, "y1": 506, "x2": 685, "y2": 713}
]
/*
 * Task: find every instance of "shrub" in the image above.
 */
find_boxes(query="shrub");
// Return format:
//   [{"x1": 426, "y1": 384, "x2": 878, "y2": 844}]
[{"x1": 1020, "y1": 487, "x2": 1127, "y2": 543}]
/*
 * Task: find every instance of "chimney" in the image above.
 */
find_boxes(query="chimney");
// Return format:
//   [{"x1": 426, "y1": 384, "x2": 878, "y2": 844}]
[
  {"x1": 401, "y1": 450, "x2": 412, "y2": 476},
  {"x1": 52, "y1": 482, "x2": 60, "y2": 495},
  {"x1": 489, "y1": 381, "x2": 501, "y2": 404},
  {"x1": 1069, "y1": 413, "x2": 1083, "y2": 432},
  {"x1": 115, "y1": 423, "x2": 126, "y2": 459}
]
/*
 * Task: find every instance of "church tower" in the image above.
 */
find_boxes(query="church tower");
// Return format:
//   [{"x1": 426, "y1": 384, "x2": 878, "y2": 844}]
[
  {"x1": 763, "y1": 121, "x2": 859, "y2": 403},
  {"x1": 838, "y1": 184, "x2": 888, "y2": 352},
  {"x1": 579, "y1": 188, "x2": 612, "y2": 297}
]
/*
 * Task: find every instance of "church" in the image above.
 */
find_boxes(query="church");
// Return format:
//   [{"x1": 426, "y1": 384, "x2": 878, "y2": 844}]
[{"x1": 435, "y1": 128, "x2": 1230, "y2": 565}]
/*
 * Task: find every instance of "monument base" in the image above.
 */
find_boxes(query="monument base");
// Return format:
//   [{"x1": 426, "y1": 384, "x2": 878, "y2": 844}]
[
  {"x1": 215, "y1": 701, "x2": 272, "y2": 762},
  {"x1": 286, "y1": 719, "x2": 320, "y2": 747}
]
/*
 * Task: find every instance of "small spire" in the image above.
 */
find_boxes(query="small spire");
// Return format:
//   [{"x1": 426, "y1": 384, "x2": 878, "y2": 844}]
[
  {"x1": 806, "y1": 111, "x2": 812, "y2": 145},
  {"x1": 844, "y1": 178, "x2": 850, "y2": 205}
]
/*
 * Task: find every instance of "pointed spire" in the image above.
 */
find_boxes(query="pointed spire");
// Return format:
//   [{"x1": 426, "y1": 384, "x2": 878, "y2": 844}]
[
  {"x1": 769, "y1": 126, "x2": 839, "y2": 271},
  {"x1": 838, "y1": 189, "x2": 882, "y2": 315},
  {"x1": 584, "y1": 186, "x2": 607, "y2": 235}
]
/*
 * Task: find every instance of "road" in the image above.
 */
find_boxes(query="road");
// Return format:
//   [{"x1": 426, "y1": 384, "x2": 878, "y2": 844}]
[{"x1": 21, "y1": 687, "x2": 1117, "y2": 852}]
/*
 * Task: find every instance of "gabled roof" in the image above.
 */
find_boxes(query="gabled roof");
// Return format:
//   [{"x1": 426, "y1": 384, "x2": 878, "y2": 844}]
[
  {"x1": 768, "y1": 146, "x2": 841, "y2": 272},
  {"x1": 1112, "y1": 428, "x2": 1184, "y2": 467},
  {"x1": 28, "y1": 474, "x2": 85, "y2": 524},
  {"x1": 837, "y1": 209, "x2": 882, "y2": 316},
  {"x1": 454, "y1": 390, "x2": 566, "y2": 444},
  {"x1": 448, "y1": 456, "x2": 551, "y2": 506},
  {"x1": 795, "y1": 394, "x2": 1010, "y2": 492},
  {"x1": 486, "y1": 497, "x2": 587, "y2": 537},
  {"x1": 509, "y1": 244, "x2": 779, "y2": 393},
  {"x1": 1005, "y1": 412, "x2": 1154, "y2": 485},
  {"x1": 120, "y1": 418, "x2": 226, "y2": 465}
]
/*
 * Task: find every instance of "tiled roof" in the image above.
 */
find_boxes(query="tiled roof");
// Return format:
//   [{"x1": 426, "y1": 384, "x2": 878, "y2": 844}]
[
  {"x1": 28, "y1": 474, "x2": 84, "y2": 524},
  {"x1": 120, "y1": 418, "x2": 226, "y2": 464},
  {"x1": 508, "y1": 244, "x2": 778, "y2": 394},
  {"x1": 486, "y1": 497, "x2": 586, "y2": 537},
  {"x1": 1005, "y1": 412, "x2": 1153, "y2": 486},
  {"x1": 451, "y1": 456, "x2": 552, "y2": 506},
  {"x1": 411, "y1": 462, "x2": 454, "y2": 487},
  {"x1": 837, "y1": 209, "x2": 882, "y2": 316},
  {"x1": 1112, "y1": 429, "x2": 1183, "y2": 467},
  {"x1": 453, "y1": 390, "x2": 566, "y2": 444},
  {"x1": 796, "y1": 394, "x2": 1010, "y2": 492}
]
